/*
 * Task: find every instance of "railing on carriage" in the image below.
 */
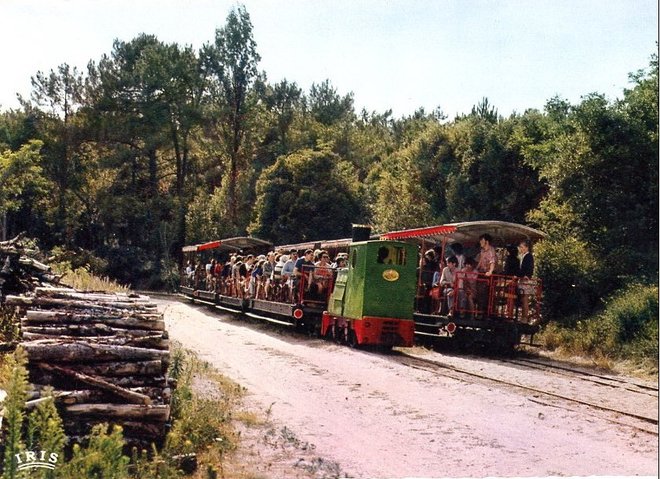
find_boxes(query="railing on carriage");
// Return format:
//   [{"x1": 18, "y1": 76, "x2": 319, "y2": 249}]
[
  {"x1": 432, "y1": 272, "x2": 542, "y2": 323},
  {"x1": 294, "y1": 264, "x2": 336, "y2": 308}
]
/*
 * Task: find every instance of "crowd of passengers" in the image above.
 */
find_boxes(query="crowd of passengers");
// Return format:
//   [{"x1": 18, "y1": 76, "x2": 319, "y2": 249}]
[
  {"x1": 184, "y1": 248, "x2": 348, "y2": 304},
  {"x1": 417, "y1": 234, "x2": 536, "y2": 324}
]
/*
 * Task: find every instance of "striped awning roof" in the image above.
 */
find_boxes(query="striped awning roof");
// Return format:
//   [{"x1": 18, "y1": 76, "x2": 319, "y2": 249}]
[
  {"x1": 381, "y1": 221, "x2": 546, "y2": 246},
  {"x1": 181, "y1": 237, "x2": 271, "y2": 254}
]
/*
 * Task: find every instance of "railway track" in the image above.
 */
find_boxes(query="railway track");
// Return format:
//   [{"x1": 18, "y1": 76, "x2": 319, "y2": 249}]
[
  {"x1": 500, "y1": 356, "x2": 658, "y2": 397},
  {"x1": 166, "y1": 294, "x2": 658, "y2": 435},
  {"x1": 395, "y1": 351, "x2": 658, "y2": 435}
]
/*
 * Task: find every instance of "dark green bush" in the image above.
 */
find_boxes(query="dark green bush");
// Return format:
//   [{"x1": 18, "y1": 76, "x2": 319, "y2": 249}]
[
  {"x1": 535, "y1": 237, "x2": 604, "y2": 324},
  {"x1": 539, "y1": 282, "x2": 658, "y2": 371},
  {"x1": 50, "y1": 246, "x2": 109, "y2": 275}
]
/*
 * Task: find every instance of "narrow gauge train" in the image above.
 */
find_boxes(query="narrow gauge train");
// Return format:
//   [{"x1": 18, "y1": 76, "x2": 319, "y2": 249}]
[
  {"x1": 179, "y1": 226, "x2": 418, "y2": 348},
  {"x1": 179, "y1": 221, "x2": 546, "y2": 350}
]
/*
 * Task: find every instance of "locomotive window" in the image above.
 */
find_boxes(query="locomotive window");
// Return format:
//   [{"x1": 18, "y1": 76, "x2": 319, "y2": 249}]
[
  {"x1": 351, "y1": 250, "x2": 357, "y2": 268},
  {"x1": 376, "y1": 245, "x2": 406, "y2": 266}
]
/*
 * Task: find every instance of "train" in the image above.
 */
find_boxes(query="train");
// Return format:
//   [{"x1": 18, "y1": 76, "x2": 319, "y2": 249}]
[{"x1": 179, "y1": 221, "x2": 545, "y2": 351}]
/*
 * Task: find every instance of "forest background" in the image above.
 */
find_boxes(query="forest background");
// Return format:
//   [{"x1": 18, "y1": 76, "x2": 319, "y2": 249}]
[{"x1": 0, "y1": 6, "x2": 657, "y2": 364}]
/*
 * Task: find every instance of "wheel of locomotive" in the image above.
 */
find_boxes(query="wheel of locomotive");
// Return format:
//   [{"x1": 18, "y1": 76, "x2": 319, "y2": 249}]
[
  {"x1": 348, "y1": 328, "x2": 359, "y2": 349},
  {"x1": 309, "y1": 318, "x2": 321, "y2": 338},
  {"x1": 323, "y1": 323, "x2": 335, "y2": 341}
]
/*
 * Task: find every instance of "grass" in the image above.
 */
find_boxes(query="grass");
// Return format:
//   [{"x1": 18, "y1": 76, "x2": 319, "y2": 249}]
[{"x1": 55, "y1": 266, "x2": 131, "y2": 293}]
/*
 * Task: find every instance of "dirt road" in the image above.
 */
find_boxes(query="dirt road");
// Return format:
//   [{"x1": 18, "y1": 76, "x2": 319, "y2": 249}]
[{"x1": 161, "y1": 299, "x2": 658, "y2": 478}]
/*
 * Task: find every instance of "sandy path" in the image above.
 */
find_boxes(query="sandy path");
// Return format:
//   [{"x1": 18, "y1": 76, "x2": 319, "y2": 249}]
[{"x1": 161, "y1": 299, "x2": 658, "y2": 478}]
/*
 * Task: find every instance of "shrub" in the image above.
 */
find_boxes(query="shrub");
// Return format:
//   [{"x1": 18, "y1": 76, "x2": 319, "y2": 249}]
[
  {"x1": 602, "y1": 283, "x2": 658, "y2": 364},
  {"x1": 0, "y1": 307, "x2": 20, "y2": 343},
  {"x1": 0, "y1": 348, "x2": 29, "y2": 479},
  {"x1": 49, "y1": 246, "x2": 108, "y2": 276},
  {"x1": 59, "y1": 424, "x2": 130, "y2": 479},
  {"x1": 534, "y1": 237, "x2": 603, "y2": 324},
  {"x1": 165, "y1": 349, "x2": 238, "y2": 458},
  {"x1": 538, "y1": 282, "x2": 659, "y2": 372}
]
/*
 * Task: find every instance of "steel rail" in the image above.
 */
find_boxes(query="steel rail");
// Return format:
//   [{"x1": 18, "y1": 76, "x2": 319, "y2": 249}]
[{"x1": 396, "y1": 353, "x2": 658, "y2": 435}]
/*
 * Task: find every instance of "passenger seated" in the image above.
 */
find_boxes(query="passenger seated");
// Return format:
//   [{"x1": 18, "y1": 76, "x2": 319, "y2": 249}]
[
  {"x1": 269, "y1": 253, "x2": 285, "y2": 300},
  {"x1": 438, "y1": 256, "x2": 458, "y2": 316},
  {"x1": 262, "y1": 252, "x2": 275, "y2": 299},
  {"x1": 333, "y1": 254, "x2": 347, "y2": 269},
  {"x1": 293, "y1": 249, "x2": 314, "y2": 300},
  {"x1": 282, "y1": 250, "x2": 298, "y2": 302},
  {"x1": 249, "y1": 260, "x2": 264, "y2": 298},
  {"x1": 185, "y1": 261, "x2": 194, "y2": 287},
  {"x1": 313, "y1": 251, "x2": 333, "y2": 297}
]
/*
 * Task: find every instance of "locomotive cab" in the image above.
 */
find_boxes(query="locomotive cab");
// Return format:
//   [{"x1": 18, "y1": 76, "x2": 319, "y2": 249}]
[{"x1": 323, "y1": 240, "x2": 417, "y2": 347}]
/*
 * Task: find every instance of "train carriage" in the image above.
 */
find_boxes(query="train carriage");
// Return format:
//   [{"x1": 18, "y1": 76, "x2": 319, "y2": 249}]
[
  {"x1": 381, "y1": 221, "x2": 546, "y2": 349},
  {"x1": 180, "y1": 236, "x2": 271, "y2": 308}
]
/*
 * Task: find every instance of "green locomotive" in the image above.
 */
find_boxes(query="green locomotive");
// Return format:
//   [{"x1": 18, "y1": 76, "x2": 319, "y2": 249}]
[{"x1": 322, "y1": 238, "x2": 418, "y2": 347}]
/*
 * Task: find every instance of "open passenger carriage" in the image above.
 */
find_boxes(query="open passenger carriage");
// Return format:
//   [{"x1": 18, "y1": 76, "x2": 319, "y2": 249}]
[{"x1": 381, "y1": 221, "x2": 546, "y2": 349}]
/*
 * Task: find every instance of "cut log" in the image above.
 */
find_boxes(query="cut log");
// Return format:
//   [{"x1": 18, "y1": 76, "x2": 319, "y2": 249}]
[
  {"x1": 37, "y1": 364, "x2": 152, "y2": 405},
  {"x1": 22, "y1": 324, "x2": 168, "y2": 339},
  {"x1": 60, "y1": 360, "x2": 164, "y2": 378},
  {"x1": 22, "y1": 333, "x2": 169, "y2": 350},
  {"x1": 97, "y1": 376, "x2": 168, "y2": 388},
  {"x1": 5, "y1": 295, "x2": 157, "y2": 312},
  {"x1": 35, "y1": 287, "x2": 150, "y2": 301},
  {"x1": 63, "y1": 419, "x2": 166, "y2": 439},
  {"x1": 63, "y1": 403, "x2": 170, "y2": 421},
  {"x1": 23, "y1": 340, "x2": 168, "y2": 363},
  {"x1": 25, "y1": 389, "x2": 103, "y2": 409},
  {"x1": 22, "y1": 311, "x2": 165, "y2": 331}
]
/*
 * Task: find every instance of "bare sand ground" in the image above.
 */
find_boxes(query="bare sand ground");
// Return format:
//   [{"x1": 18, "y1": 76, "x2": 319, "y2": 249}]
[{"x1": 161, "y1": 299, "x2": 658, "y2": 479}]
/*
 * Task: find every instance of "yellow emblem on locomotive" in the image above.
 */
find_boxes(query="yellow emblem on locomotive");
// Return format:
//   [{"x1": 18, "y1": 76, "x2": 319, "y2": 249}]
[{"x1": 382, "y1": 269, "x2": 399, "y2": 282}]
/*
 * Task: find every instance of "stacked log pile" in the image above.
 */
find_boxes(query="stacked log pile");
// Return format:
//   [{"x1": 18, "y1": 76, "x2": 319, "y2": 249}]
[
  {"x1": 5, "y1": 287, "x2": 171, "y2": 446},
  {"x1": 0, "y1": 234, "x2": 62, "y2": 298}
]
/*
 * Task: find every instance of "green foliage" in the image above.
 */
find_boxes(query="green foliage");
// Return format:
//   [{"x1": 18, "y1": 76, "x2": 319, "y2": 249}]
[
  {"x1": 59, "y1": 424, "x2": 130, "y2": 479},
  {"x1": 129, "y1": 446, "x2": 181, "y2": 479},
  {"x1": 534, "y1": 237, "x2": 602, "y2": 323},
  {"x1": 0, "y1": 348, "x2": 29, "y2": 479},
  {"x1": 606, "y1": 283, "x2": 658, "y2": 347},
  {"x1": 165, "y1": 349, "x2": 239, "y2": 461},
  {"x1": 308, "y1": 80, "x2": 355, "y2": 126},
  {"x1": 0, "y1": 307, "x2": 20, "y2": 343},
  {"x1": 0, "y1": 140, "x2": 48, "y2": 215},
  {"x1": 26, "y1": 389, "x2": 66, "y2": 479},
  {"x1": 49, "y1": 246, "x2": 108, "y2": 275},
  {"x1": 369, "y1": 147, "x2": 435, "y2": 232},
  {"x1": 540, "y1": 283, "x2": 658, "y2": 372},
  {"x1": 249, "y1": 149, "x2": 365, "y2": 243}
]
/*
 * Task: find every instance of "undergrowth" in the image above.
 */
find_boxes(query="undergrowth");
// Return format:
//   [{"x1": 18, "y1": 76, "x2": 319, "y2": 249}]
[
  {"x1": 52, "y1": 266, "x2": 130, "y2": 293},
  {"x1": 538, "y1": 283, "x2": 659, "y2": 376}
]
